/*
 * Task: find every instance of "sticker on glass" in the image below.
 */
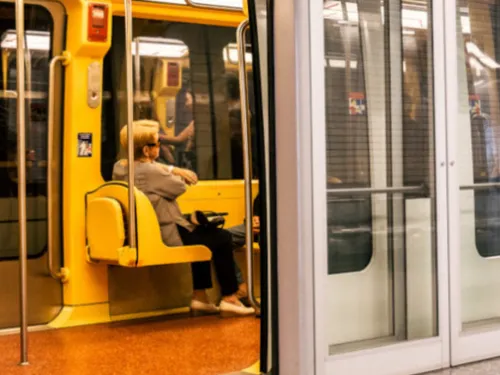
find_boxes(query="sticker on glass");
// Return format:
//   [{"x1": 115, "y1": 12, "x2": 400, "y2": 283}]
[{"x1": 78, "y1": 133, "x2": 93, "y2": 157}]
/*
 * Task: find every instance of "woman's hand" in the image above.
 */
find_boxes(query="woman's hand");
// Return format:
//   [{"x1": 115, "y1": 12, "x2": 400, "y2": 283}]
[
  {"x1": 173, "y1": 167, "x2": 198, "y2": 185},
  {"x1": 185, "y1": 122, "x2": 195, "y2": 138}
]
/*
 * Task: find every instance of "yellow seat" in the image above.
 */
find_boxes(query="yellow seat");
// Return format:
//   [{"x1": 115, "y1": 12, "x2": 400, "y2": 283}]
[
  {"x1": 85, "y1": 181, "x2": 211, "y2": 267},
  {"x1": 240, "y1": 244, "x2": 260, "y2": 253}
]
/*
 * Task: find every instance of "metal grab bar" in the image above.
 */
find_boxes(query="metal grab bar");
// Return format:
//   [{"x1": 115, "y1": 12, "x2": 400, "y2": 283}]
[
  {"x1": 460, "y1": 182, "x2": 500, "y2": 191},
  {"x1": 124, "y1": 0, "x2": 137, "y2": 251},
  {"x1": 185, "y1": 0, "x2": 241, "y2": 11},
  {"x1": 0, "y1": 90, "x2": 47, "y2": 99},
  {"x1": 47, "y1": 54, "x2": 70, "y2": 283},
  {"x1": 327, "y1": 185, "x2": 426, "y2": 196},
  {"x1": 15, "y1": 0, "x2": 28, "y2": 365},
  {"x1": 237, "y1": 19, "x2": 260, "y2": 311},
  {"x1": 133, "y1": 38, "x2": 140, "y2": 103}
]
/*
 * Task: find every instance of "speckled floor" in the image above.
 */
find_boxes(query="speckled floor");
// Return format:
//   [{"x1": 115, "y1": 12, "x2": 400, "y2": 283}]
[
  {"x1": 426, "y1": 358, "x2": 500, "y2": 374},
  {"x1": 0, "y1": 315, "x2": 260, "y2": 375}
]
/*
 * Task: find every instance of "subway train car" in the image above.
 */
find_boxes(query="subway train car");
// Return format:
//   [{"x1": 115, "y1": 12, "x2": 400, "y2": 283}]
[{"x1": 2, "y1": 0, "x2": 500, "y2": 374}]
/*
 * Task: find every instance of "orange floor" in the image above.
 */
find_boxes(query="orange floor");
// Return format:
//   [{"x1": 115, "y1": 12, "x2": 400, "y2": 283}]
[{"x1": 0, "y1": 315, "x2": 260, "y2": 375}]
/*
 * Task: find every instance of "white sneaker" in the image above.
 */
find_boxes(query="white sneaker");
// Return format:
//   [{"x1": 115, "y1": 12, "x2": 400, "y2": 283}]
[
  {"x1": 219, "y1": 300, "x2": 255, "y2": 317},
  {"x1": 190, "y1": 299, "x2": 219, "y2": 316}
]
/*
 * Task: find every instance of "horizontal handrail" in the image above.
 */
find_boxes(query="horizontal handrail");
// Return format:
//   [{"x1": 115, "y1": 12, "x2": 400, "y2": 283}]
[
  {"x1": 0, "y1": 90, "x2": 47, "y2": 99},
  {"x1": 460, "y1": 182, "x2": 500, "y2": 191},
  {"x1": 327, "y1": 185, "x2": 425, "y2": 196}
]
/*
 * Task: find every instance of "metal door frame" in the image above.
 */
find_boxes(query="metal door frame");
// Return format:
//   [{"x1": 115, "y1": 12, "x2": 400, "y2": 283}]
[
  {"x1": 273, "y1": 0, "x2": 316, "y2": 373},
  {"x1": 0, "y1": 0, "x2": 65, "y2": 330},
  {"x1": 299, "y1": 0, "x2": 451, "y2": 373}
]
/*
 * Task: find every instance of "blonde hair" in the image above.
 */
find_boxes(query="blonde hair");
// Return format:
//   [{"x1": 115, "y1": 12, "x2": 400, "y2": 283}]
[{"x1": 120, "y1": 120, "x2": 159, "y2": 160}]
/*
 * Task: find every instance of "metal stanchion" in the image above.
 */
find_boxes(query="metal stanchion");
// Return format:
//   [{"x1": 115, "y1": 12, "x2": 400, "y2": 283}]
[
  {"x1": 124, "y1": 0, "x2": 137, "y2": 249},
  {"x1": 15, "y1": 0, "x2": 29, "y2": 365}
]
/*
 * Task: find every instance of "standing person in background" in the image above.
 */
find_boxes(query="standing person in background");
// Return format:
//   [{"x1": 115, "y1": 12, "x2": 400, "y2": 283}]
[{"x1": 160, "y1": 88, "x2": 196, "y2": 170}]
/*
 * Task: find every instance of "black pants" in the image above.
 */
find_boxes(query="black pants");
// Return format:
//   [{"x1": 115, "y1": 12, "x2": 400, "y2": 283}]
[{"x1": 177, "y1": 225, "x2": 239, "y2": 297}]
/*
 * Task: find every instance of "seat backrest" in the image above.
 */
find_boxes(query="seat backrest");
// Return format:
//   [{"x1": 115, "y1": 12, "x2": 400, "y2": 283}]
[
  {"x1": 86, "y1": 181, "x2": 169, "y2": 265},
  {"x1": 87, "y1": 196, "x2": 126, "y2": 262},
  {"x1": 86, "y1": 181, "x2": 214, "y2": 267}
]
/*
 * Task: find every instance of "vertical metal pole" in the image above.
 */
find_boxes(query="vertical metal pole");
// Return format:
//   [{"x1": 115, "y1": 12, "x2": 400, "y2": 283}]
[
  {"x1": 134, "y1": 38, "x2": 140, "y2": 102},
  {"x1": 15, "y1": 0, "x2": 29, "y2": 365},
  {"x1": 237, "y1": 19, "x2": 260, "y2": 310},
  {"x1": 124, "y1": 0, "x2": 136, "y2": 248},
  {"x1": 47, "y1": 55, "x2": 68, "y2": 281}
]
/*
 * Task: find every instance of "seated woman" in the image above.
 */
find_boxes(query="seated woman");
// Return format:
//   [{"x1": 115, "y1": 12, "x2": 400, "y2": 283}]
[{"x1": 112, "y1": 121, "x2": 254, "y2": 317}]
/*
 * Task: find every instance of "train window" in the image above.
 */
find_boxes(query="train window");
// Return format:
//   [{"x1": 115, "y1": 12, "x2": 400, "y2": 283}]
[
  {"x1": 324, "y1": 2, "x2": 373, "y2": 274},
  {"x1": 0, "y1": 4, "x2": 54, "y2": 260},
  {"x1": 460, "y1": 0, "x2": 500, "y2": 258},
  {"x1": 324, "y1": 0, "x2": 438, "y2": 352},
  {"x1": 101, "y1": 17, "x2": 257, "y2": 181},
  {"x1": 324, "y1": 1, "x2": 436, "y2": 273}
]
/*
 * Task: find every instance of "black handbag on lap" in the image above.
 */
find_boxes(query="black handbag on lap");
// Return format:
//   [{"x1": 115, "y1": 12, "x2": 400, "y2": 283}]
[{"x1": 184, "y1": 211, "x2": 228, "y2": 229}]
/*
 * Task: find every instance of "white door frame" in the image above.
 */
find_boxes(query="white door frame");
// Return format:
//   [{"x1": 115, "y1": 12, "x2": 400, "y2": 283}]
[
  {"x1": 274, "y1": 0, "x2": 316, "y2": 373},
  {"x1": 309, "y1": 0, "x2": 451, "y2": 373},
  {"x1": 444, "y1": 0, "x2": 500, "y2": 365},
  {"x1": 277, "y1": 0, "x2": 500, "y2": 370}
]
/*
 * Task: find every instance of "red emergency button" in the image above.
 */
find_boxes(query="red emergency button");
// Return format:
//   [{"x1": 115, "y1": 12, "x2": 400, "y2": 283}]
[
  {"x1": 167, "y1": 62, "x2": 180, "y2": 87},
  {"x1": 87, "y1": 4, "x2": 109, "y2": 42}
]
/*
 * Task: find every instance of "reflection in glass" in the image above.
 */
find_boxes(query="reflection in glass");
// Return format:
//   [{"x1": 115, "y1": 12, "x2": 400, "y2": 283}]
[
  {"x1": 323, "y1": 0, "x2": 437, "y2": 353},
  {"x1": 457, "y1": 0, "x2": 500, "y2": 329},
  {"x1": 0, "y1": 5, "x2": 54, "y2": 260},
  {"x1": 101, "y1": 18, "x2": 257, "y2": 181}
]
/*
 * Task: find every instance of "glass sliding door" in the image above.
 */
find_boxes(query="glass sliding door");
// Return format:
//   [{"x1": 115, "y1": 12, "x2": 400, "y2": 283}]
[
  {"x1": 312, "y1": 0, "x2": 450, "y2": 373},
  {"x1": 448, "y1": 0, "x2": 500, "y2": 365}
]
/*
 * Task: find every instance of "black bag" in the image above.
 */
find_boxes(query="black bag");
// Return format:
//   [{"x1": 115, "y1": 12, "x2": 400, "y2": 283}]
[{"x1": 185, "y1": 211, "x2": 228, "y2": 229}]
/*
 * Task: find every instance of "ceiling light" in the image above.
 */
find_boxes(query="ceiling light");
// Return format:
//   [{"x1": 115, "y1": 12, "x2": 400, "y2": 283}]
[
  {"x1": 189, "y1": 0, "x2": 242, "y2": 9},
  {"x1": 1, "y1": 30, "x2": 50, "y2": 51},
  {"x1": 132, "y1": 37, "x2": 188, "y2": 58}
]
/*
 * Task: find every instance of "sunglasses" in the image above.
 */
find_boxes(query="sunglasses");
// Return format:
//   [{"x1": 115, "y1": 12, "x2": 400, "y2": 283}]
[{"x1": 147, "y1": 141, "x2": 160, "y2": 147}]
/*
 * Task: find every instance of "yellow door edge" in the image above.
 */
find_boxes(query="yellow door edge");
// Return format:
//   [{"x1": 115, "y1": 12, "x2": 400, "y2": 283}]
[
  {"x1": 48, "y1": 303, "x2": 111, "y2": 328},
  {"x1": 111, "y1": 307, "x2": 190, "y2": 322},
  {"x1": 48, "y1": 304, "x2": 191, "y2": 328},
  {"x1": 242, "y1": 361, "x2": 261, "y2": 374}
]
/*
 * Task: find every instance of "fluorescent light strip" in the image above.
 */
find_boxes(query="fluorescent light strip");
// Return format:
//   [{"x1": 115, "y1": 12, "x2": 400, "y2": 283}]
[
  {"x1": 1, "y1": 30, "x2": 50, "y2": 51},
  {"x1": 324, "y1": 2, "x2": 470, "y2": 34},
  {"x1": 466, "y1": 42, "x2": 500, "y2": 69},
  {"x1": 189, "y1": 0, "x2": 242, "y2": 9},
  {"x1": 132, "y1": 37, "x2": 188, "y2": 58},
  {"x1": 147, "y1": 0, "x2": 185, "y2": 4},
  {"x1": 224, "y1": 43, "x2": 252, "y2": 64},
  {"x1": 1, "y1": 32, "x2": 191, "y2": 60},
  {"x1": 323, "y1": 59, "x2": 358, "y2": 69}
]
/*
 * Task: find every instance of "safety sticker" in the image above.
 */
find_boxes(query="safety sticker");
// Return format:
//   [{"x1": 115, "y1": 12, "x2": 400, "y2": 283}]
[{"x1": 78, "y1": 132, "x2": 93, "y2": 157}]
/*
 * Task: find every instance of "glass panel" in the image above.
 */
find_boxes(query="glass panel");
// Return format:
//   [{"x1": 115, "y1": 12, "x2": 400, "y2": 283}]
[
  {"x1": 323, "y1": 0, "x2": 437, "y2": 353},
  {"x1": 101, "y1": 17, "x2": 257, "y2": 181},
  {"x1": 0, "y1": 4, "x2": 53, "y2": 260},
  {"x1": 324, "y1": 0, "x2": 372, "y2": 275},
  {"x1": 457, "y1": 0, "x2": 500, "y2": 329}
]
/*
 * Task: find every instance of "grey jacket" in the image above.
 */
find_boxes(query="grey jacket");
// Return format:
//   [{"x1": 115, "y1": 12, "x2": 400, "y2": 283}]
[{"x1": 112, "y1": 160, "x2": 194, "y2": 247}]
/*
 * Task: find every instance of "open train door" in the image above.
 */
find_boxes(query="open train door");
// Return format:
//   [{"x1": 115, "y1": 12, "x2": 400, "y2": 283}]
[{"x1": 236, "y1": 0, "x2": 278, "y2": 373}]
